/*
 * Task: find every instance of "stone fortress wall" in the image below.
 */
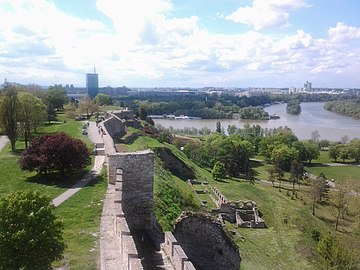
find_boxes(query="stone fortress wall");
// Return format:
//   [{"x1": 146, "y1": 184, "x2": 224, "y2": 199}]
[
  {"x1": 108, "y1": 151, "x2": 154, "y2": 230},
  {"x1": 100, "y1": 111, "x2": 240, "y2": 270}
]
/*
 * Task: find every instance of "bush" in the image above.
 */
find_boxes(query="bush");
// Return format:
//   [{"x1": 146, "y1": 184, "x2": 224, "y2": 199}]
[
  {"x1": 0, "y1": 191, "x2": 65, "y2": 269},
  {"x1": 20, "y1": 132, "x2": 91, "y2": 174}
]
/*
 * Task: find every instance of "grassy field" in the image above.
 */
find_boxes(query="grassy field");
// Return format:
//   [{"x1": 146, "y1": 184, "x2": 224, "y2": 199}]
[{"x1": 306, "y1": 165, "x2": 360, "y2": 183}]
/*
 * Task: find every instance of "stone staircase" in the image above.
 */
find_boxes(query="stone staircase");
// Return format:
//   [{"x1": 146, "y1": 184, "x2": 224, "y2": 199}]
[{"x1": 95, "y1": 142, "x2": 106, "y2": 156}]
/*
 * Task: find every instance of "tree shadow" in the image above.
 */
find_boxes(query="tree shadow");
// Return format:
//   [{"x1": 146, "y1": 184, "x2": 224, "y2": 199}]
[
  {"x1": 250, "y1": 160, "x2": 264, "y2": 168},
  {"x1": 215, "y1": 178, "x2": 229, "y2": 183},
  {"x1": 25, "y1": 168, "x2": 90, "y2": 189}
]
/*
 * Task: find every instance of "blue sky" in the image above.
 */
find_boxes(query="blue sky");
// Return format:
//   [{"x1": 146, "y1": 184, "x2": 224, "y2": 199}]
[{"x1": 1, "y1": 0, "x2": 360, "y2": 88}]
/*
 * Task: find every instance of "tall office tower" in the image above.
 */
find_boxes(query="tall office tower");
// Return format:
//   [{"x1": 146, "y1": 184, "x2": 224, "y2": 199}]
[{"x1": 86, "y1": 68, "x2": 99, "y2": 98}]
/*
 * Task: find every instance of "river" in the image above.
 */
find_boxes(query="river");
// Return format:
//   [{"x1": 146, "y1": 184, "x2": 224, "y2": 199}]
[{"x1": 153, "y1": 102, "x2": 360, "y2": 141}]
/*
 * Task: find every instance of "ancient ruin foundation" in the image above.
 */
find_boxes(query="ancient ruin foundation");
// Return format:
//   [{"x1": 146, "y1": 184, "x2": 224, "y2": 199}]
[{"x1": 173, "y1": 212, "x2": 241, "y2": 270}]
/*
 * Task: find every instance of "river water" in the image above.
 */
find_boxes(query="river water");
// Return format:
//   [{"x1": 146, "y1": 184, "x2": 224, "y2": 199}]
[{"x1": 153, "y1": 102, "x2": 360, "y2": 141}]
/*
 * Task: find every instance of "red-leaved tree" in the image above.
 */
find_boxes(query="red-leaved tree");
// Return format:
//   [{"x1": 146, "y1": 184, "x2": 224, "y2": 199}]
[{"x1": 20, "y1": 132, "x2": 91, "y2": 174}]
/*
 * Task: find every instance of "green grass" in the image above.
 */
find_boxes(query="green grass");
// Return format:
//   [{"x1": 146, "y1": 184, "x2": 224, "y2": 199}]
[
  {"x1": 305, "y1": 165, "x2": 360, "y2": 183},
  {"x1": 209, "y1": 179, "x2": 322, "y2": 269},
  {"x1": 0, "y1": 116, "x2": 94, "y2": 200},
  {"x1": 53, "y1": 166, "x2": 107, "y2": 269},
  {"x1": 124, "y1": 135, "x2": 164, "y2": 152}
]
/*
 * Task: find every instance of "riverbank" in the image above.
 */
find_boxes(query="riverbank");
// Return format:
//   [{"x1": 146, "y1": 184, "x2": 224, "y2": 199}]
[{"x1": 154, "y1": 102, "x2": 360, "y2": 141}]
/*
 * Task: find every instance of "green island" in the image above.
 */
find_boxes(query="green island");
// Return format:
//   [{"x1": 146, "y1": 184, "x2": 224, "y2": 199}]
[
  {"x1": 286, "y1": 98, "x2": 302, "y2": 114},
  {"x1": 1, "y1": 84, "x2": 360, "y2": 269}
]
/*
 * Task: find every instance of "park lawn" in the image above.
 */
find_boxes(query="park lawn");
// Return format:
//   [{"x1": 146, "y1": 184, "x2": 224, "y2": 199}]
[
  {"x1": 305, "y1": 165, "x2": 360, "y2": 183},
  {"x1": 0, "y1": 116, "x2": 95, "y2": 200},
  {"x1": 38, "y1": 114, "x2": 93, "y2": 148},
  {"x1": 53, "y1": 166, "x2": 107, "y2": 270},
  {"x1": 0, "y1": 156, "x2": 91, "y2": 199}
]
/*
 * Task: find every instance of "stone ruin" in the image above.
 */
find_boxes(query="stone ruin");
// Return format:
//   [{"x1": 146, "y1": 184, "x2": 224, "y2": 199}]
[
  {"x1": 172, "y1": 212, "x2": 241, "y2": 270},
  {"x1": 188, "y1": 180, "x2": 266, "y2": 228},
  {"x1": 212, "y1": 187, "x2": 266, "y2": 228}
]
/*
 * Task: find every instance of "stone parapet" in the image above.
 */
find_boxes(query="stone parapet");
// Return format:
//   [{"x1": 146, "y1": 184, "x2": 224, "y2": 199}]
[{"x1": 162, "y1": 232, "x2": 195, "y2": 270}]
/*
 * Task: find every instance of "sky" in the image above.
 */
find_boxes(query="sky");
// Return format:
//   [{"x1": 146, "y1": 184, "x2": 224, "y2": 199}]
[{"x1": 1, "y1": 0, "x2": 360, "y2": 88}]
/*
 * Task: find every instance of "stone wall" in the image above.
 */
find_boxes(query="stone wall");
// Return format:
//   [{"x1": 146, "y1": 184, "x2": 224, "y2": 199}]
[
  {"x1": 113, "y1": 110, "x2": 135, "y2": 120},
  {"x1": 103, "y1": 116, "x2": 126, "y2": 141},
  {"x1": 173, "y1": 212, "x2": 241, "y2": 270},
  {"x1": 163, "y1": 232, "x2": 196, "y2": 270},
  {"x1": 108, "y1": 150, "x2": 154, "y2": 230}
]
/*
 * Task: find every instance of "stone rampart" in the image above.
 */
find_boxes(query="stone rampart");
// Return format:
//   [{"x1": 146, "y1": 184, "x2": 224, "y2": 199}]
[
  {"x1": 163, "y1": 232, "x2": 196, "y2": 270},
  {"x1": 108, "y1": 150, "x2": 154, "y2": 230}
]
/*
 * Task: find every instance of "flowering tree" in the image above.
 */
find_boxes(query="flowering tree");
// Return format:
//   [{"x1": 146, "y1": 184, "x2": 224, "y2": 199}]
[{"x1": 20, "y1": 132, "x2": 91, "y2": 174}]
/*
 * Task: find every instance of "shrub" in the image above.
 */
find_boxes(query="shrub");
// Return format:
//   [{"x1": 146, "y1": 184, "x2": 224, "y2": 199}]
[{"x1": 20, "y1": 132, "x2": 91, "y2": 174}]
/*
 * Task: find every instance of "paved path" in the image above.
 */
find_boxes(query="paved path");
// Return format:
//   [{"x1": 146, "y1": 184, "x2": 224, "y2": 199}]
[
  {"x1": 52, "y1": 155, "x2": 105, "y2": 207},
  {"x1": 0, "y1": 136, "x2": 9, "y2": 152},
  {"x1": 86, "y1": 121, "x2": 103, "y2": 144},
  {"x1": 52, "y1": 122, "x2": 105, "y2": 207}
]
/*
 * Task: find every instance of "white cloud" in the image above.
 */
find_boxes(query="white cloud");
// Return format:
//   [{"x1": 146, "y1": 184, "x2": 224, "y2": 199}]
[
  {"x1": 226, "y1": 0, "x2": 310, "y2": 30},
  {"x1": 0, "y1": 0, "x2": 360, "y2": 87},
  {"x1": 328, "y1": 22, "x2": 360, "y2": 43}
]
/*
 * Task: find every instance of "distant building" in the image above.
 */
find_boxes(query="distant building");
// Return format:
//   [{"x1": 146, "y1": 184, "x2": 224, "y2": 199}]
[
  {"x1": 86, "y1": 69, "x2": 99, "y2": 98},
  {"x1": 304, "y1": 81, "x2": 312, "y2": 92}
]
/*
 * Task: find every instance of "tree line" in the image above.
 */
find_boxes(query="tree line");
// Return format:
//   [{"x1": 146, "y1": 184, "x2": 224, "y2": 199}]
[
  {"x1": 324, "y1": 99, "x2": 360, "y2": 119},
  {"x1": 0, "y1": 83, "x2": 69, "y2": 150},
  {"x1": 113, "y1": 92, "x2": 343, "y2": 119}
]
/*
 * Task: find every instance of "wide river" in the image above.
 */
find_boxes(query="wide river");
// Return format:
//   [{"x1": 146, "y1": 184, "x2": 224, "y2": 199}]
[{"x1": 154, "y1": 102, "x2": 360, "y2": 141}]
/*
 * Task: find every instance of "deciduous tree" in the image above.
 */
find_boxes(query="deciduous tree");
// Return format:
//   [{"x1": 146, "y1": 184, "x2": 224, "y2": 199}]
[
  {"x1": 79, "y1": 95, "x2": 99, "y2": 119},
  {"x1": 330, "y1": 180, "x2": 351, "y2": 231},
  {"x1": 309, "y1": 173, "x2": 329, "y2": 216},
  {"x1": 0, "y1": 191, "x2": 65, "y2": 270},
  {"x1": 18, "y1": 92, "x2": 47, "y2": 148},
  {"x1": 212, "y1": 161, "x2": 226, "y2": 180},
  {"x1": 95, "y1": 93, "x2": 112, "y2": 105},
  {"x1": 0, "y1": 85, "x2": 19, "y2": 151},
  {"x1": 20, "y1": 132, "x2": 91, "y2": 174}
]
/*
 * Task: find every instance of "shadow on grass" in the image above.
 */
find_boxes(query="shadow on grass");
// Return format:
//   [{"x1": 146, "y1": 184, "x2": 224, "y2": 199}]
[
  {"x1": 25, "y1": 168, "x2": 90, "y2": 189},
  {"x1": 215, "y1": 178, "x2": 229, "y2": 183},
  {"x1": 250, "y1": 160, "x2": 264, "y2": 168},
  {"x1": 317, "y1": 215, "x2": 334, "y2": 225}
]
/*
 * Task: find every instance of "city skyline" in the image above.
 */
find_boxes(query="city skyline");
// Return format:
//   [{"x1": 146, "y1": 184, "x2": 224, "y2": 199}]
[{"x1": 1, "y1": 0, "x2": 360, "y2": 88}]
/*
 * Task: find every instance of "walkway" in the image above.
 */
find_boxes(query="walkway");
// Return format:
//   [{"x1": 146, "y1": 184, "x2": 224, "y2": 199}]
[
  {"x1": 52, "y1": 121, "x2": 105, "y2": 207},
  {"x1": 0, "y1": 135, "x2": 9, "y2": 152},
  {"x1": 52, "y1": 155, "x2": 105, "y2": 207}
]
